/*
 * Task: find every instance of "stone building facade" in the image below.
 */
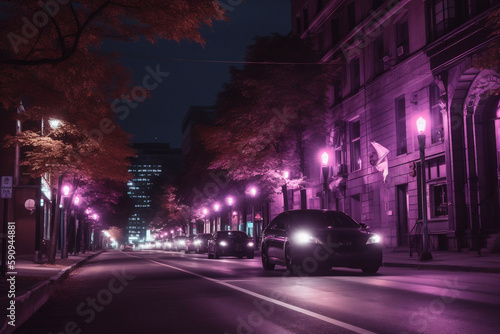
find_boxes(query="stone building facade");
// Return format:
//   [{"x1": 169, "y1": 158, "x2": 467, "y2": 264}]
[{"x1": 291, "y1": 0, "x2": 500, "y2": 250}]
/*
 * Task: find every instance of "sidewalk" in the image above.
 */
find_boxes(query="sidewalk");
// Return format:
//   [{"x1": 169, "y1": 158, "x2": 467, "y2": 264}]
[
  {"x1": 383, "y1": 249, "x2": 500, "y2": 273},
  {"x1": 1, "y1": 251, "x2": 103, "y2": 334}
]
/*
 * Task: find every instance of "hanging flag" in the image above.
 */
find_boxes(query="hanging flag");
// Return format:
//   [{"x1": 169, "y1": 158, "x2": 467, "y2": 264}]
[{"x1": 370, "y1": 141, "x2": 390, "y2": 182}]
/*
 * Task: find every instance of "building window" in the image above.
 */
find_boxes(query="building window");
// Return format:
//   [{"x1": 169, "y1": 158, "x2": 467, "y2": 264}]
[
  {"x1": 350, "y1": 120, "x2": 361, "y2": 172},
  {"x1": 427, "y1": 156, "x2": 448, "y2": 218},
  {"x1": 347, "y1": 2, "x2": 356, "y2": 31},
  {"x1": 428, "y1": 0, "x2": 466, "y2": 40},
  {"x1": 296, "y1": 15, "x2": 301, "y2": 34},
  {"x1": 430, "y1": 84, "x2": 444, "y2": 143},
  {"x1": 396, "y1": 18, "x2": 409, "y2": 62},
  {"x1": 350, "y1": 57, "x2": 360, "y2": 93},
  {"x1": 333, "y1": 123, "x2": 347, "y2": 175},
  {"x1": 373, "y1": 36, "x2": 385, "y2": 77},
  {"x1": 350, "y1": 194, "x2": 361, "y2": 223},
  {"x1": 395, "y1": 95, "x2": 407, "y2": 155},
  {"x1": 331, "y1": 17, "x2": 340, "y2": 47},
  {"x1": 431, "y1": 184, "x2": 448, "y2": 217}
]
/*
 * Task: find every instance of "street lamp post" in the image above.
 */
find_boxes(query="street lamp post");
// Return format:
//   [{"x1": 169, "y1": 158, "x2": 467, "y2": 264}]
[
  {"x1": 61, "y1": 185, "x2": 71, "y2": 259},
  {"x1": 73, "y1": 196, "x2": 80, "y2": 255},
  {"x1": 417, "y1": 117, "x2": 432, "y2": 261},
  {"x1": 226, "y1": 196, "x2": 234, "y2": 231},
  {"x1": 321, "y1": 152, "x2": 330, "y2": 210},
  {"x1": 250, "y1": 187, "x2": 257, "y2": 246},
  {"x1": 282, "y1": 171, "x2": 289, "y2": 211},
  {"x1": 202, "y1": 208, "x2": 209, "y2": 233},
  {"x1": 214, "y1": 203, "x2": 220, "y2": 232}
]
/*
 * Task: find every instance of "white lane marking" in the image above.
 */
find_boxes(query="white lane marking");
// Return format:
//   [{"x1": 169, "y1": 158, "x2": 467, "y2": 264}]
[{"x1": 133, "y1": 254, "x2": 377, "y2": 334}]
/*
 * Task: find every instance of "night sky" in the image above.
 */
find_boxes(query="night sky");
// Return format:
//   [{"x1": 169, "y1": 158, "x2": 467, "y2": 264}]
[{"x1": 106, "y1": 0, "x2": 291, "y2": 148}]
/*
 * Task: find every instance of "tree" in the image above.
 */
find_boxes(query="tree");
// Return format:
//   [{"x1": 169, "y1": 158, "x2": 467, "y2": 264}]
[
  {"x1": 200, "y1": 34, "x2": 336, "y2": 194},
  {"x1": 1, "y1": 0, "x2": 226, "y2": 262},
  {"x1": 150, "y1": 184, "x2": 193, "y2": 235},
  {"x1": 473, "y1": 8, "x2": 500, "y2": 77}
]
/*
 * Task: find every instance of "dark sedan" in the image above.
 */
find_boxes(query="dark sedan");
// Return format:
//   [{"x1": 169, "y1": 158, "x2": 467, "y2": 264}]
[
  {"x1": 172, "y1": 236, "x2": 186, "y2": 252},
  {"x1": 184, "y1": 235, "x2": 196, "y2": 253},
  {"x1": 261, "y1": 210, "x2": 382, "y2": 274},
  {"x1": 193, "y1": 233, "x2": 212, "y2": 253},
  {"x1": 208, "y1": 231, "x2": 255, "y2": 259}
]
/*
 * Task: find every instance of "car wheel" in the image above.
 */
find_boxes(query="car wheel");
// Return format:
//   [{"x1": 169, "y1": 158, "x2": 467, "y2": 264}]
[
  {"x1": 285, "y1": 245, "x2": 301, "y2": 274},
  {"x1": 261, "y1": 247, "x2": 275, "y2": 270},
  {"x1": 247, "y1": 253, "x2": 254, "y2": 259},
  {"x1": 361, "y1": 263, "x2": 380, "y2": 275}
]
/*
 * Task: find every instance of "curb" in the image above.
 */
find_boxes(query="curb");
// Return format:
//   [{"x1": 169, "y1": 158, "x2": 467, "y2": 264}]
[
  {"x1": 382, "y1": 261, "x2": 500, "y2": 274},
  {"x1": 1, "y1": 251, "x2": 103, "y2": 334}
]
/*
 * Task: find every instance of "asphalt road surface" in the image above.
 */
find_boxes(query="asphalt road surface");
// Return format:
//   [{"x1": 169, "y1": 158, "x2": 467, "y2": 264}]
[{"x1": 13, "y1": 250, "x2": 500, "y2": 334}]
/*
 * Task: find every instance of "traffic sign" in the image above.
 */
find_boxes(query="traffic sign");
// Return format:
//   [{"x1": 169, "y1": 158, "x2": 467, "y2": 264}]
[{"x1": 1, "y1": 176, "x2": 13, "y2": 199}]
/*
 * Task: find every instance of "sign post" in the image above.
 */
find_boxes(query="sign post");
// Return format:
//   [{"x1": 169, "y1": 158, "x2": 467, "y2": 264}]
[{"x1": 2, "y1": 176, "x2": 13, "y2": 277}]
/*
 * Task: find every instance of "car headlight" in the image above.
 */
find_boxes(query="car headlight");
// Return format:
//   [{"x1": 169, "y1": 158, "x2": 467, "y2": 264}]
[
  {"x1": 194, "y1": 240, "x2": 201, "y2": 245},
  {"x1": 293, "y1": 231, "x2": 320, "y2": 244},
  {"x1": 247, "y1": 242, "x2": 254, "y2": 247},
  {"x1": 366, "y1": 234, "x2": 381, "y2": 244},
  {"x1": 219, "y1": 241, "x2": 228, "y2": 247}
]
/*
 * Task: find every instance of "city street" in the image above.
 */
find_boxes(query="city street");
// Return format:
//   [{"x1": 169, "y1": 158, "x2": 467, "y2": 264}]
[{"x1": 14, "y1": 250, "x2": 500, "y2": 334}]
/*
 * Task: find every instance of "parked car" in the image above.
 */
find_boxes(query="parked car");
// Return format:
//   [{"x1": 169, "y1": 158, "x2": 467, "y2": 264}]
[
  {"x1": 260, "y1": 210, "x2": 382, "y2": 274},
  {"x1": 208, "y1": 231, "x2": 254, "y2": 259},
  {"x1": 184, "y1": 235, "x2": 196, "y2": 253},
  {"x1": 163, "y1": 238, "x2": 173, "y2": 251},
  {"x1": 122, "y1": 243, "x2": 134, "y2": 252},
  {"x1": 172, "y1": 236, "x2": 186, "y2": 251},
  {"x1": 193, "y1": 233, "x2": 212, "y2": 253}
]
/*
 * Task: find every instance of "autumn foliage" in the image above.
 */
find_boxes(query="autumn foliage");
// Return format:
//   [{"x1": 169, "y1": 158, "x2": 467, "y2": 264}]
[{"x1": 0, "y1": 0, "x2": 226, "y2": 262}]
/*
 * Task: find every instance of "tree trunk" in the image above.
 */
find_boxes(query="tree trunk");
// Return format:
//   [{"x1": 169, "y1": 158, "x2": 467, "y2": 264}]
[{"x1": 48, "y1": 175, "x2": 63, "y2": 264}]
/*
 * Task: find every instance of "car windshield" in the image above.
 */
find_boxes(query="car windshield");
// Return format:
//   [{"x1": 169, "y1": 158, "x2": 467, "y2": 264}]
[
  {"x1": 291, "y1": 211, "x2": 360, "y2": 229},
  {"x1": 218, "y1": 231, "x2": 248, "y2": 239}
]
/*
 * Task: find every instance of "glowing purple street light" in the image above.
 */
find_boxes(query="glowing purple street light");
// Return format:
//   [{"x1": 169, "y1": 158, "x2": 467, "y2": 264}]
[
  {"x1": 214, "y1": 203, "x2": 220, "y2": 231},
  {"x1": 282, "y1": 171, "x2": 289, "y2": 211},
  {"x1": 321, "y1": 151, "x2": 330, "y2": 209},
  {"x1": 417, "y1": 117, "x2": 432, "y2": 261},
  {"x1": 226, "y1": 197, "x2": 234, "y2": 231}
]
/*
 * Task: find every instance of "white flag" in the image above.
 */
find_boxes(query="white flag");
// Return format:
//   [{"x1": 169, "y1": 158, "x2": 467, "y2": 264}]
[{"x1": 371, "y1": 141, "x2": 390, "y2": 182}]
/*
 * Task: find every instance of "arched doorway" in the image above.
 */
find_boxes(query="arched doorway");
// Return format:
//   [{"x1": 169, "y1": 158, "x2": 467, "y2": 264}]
[{"x1": 465, "y1": 72, "x2": 500, "y2": 234}]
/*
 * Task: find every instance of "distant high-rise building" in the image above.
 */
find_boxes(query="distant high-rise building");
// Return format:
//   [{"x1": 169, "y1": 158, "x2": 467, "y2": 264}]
[{"x1": 126, "y1": 143, "x2": 181, "y2": 242}]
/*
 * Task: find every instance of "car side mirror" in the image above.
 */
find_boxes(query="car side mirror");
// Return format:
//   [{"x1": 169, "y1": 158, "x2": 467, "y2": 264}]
[{"x1": 360, "y1": 223, "x2": 368, "y2": 229}]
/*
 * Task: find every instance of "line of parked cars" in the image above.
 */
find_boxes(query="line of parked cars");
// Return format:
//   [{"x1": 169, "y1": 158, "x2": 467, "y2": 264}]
[{"x1": 130, "y1": 210, "x2": 383, "y2": 275}]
